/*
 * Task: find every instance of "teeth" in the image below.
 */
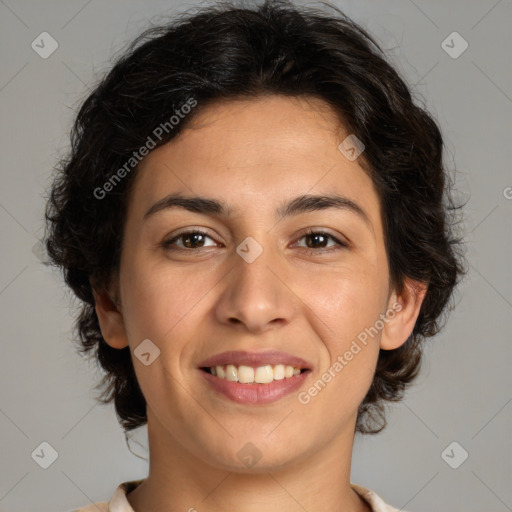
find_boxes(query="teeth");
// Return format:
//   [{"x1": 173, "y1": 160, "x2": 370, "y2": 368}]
[
  {"x1": 208, "y1": 364, "x2": 304, "y2": 383},
  {"x1": 254, "y1": 365, "x2": 273, "y2": 383},
  {"x1": 238, "y1": 365, "x2": 254, "y2": 383},
  {"x1": 273, "y1": 364, "x2": 285, "y2": 380},
  {"x1": 225, "y1": 364, "x2": 238, "y2": 382}
]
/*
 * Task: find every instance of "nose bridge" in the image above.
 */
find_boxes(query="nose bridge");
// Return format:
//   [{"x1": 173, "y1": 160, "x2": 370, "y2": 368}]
[{"x1": 215, "y1": 234, "x2": 294, "y2": 332}]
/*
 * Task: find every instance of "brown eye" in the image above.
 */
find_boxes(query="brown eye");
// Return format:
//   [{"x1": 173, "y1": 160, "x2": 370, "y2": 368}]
[
  {"x1": 163, "y1": 230, "x2": 216, "y2": 250},
  {"x1": 295, "y1": 230, "x2": 348, "y2": 253}
]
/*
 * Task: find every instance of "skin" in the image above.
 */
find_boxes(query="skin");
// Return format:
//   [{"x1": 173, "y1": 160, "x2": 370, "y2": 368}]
[{"x1": 93, "y1": 95, "x2": 427, "y2": 512}]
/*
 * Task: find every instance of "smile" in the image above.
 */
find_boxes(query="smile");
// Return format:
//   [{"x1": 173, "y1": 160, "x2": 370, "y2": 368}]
[
  {"x1": 201, "y1": 364, "x2": 306, "y2": 383},
  {"x1": 198, "y1": 350, "x2": 312, "y2": 404}
]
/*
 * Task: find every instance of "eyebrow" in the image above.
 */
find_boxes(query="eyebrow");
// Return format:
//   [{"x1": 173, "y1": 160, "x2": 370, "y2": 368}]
[{"x1": 143, "y1": 192, "x2": 373, "y2": 231}]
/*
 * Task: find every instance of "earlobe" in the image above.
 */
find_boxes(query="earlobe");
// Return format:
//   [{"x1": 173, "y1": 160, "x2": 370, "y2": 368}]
[
  {"x1": 380, "y1": 278, "x2": 428, "y2": 350},
  {"x1": 91, "y1": 286, "x2": 129, "y2": 349}
]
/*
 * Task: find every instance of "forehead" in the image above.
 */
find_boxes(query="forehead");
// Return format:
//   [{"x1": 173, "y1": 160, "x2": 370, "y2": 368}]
[{"x1": 127, "y1": 95, "x2": 382, "y2": 229}]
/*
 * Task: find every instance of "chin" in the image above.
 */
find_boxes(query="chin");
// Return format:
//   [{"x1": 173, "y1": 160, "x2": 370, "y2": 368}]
[{"x1": 196, "y1": 438, "x2": 309, "y2": 474}]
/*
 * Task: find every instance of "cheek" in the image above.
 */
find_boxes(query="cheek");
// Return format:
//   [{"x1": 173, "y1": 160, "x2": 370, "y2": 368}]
[
  {"x1": 119, "y1": 252, "x2": 206, "y2": 343},
  {"x1": 300, "y1": 263, "x2": 388, "y2": 348},
  {"x1": 294, "y1": 263, "x2": 385, "y2": 408},
  {"x1": 299, "y1": 277, "x2": 383, "y2": 412}
]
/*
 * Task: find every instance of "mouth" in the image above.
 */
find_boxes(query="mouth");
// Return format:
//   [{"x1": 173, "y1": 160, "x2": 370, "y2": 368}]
[{"x1": 197, "y1": 350, "x2": 312, "y2": 404}]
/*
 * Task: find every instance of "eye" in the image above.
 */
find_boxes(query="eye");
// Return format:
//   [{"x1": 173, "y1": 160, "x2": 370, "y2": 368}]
[
  {"x1": 162, "y1": 230, "x2": 218, "y2": 250},
  {"x1": 162, "y1": 228, "x2": 348, "y2": 254},
  {"x1": 294, "y1": 229, "x2": 348, "y2": 254}
]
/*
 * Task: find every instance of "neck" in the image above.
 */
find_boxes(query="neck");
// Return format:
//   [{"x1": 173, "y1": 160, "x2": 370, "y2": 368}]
[{"x1": 126, "y1": 409, "x2": 370, "y2": 512}]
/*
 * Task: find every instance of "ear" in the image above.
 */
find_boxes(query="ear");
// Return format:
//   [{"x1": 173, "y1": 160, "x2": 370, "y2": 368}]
[
  {"x1": 380, "y1": 278, "x2": 428, "y2": 350},
  {"x1": 91, "y1": 279, "x2": 129, "y2": 349}
]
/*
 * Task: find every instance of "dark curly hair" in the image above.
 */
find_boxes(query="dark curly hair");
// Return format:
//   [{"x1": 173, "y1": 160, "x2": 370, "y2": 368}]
[{"x1": 44, "y1": 0, "x2": 466, "y2": 437}]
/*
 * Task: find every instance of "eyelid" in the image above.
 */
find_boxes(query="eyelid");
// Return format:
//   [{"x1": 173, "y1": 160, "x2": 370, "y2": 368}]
[
  {"x1": 292, "y1": 228, "x2": 349, "y2": 253},
  {"x1": 163, "y1": 227, "x2": 349, "y2": 252},
  {"x1": 297, "y1": 227, "x2": 349, "y2": 246},
  {"x1": 163, "y1": 228, "x2": 217, "y2": 248}
]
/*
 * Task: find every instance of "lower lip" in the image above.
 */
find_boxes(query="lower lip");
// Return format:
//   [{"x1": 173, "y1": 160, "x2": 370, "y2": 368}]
[{"x1": 199, "y1": 369, "x2": 310, "y2": 404}]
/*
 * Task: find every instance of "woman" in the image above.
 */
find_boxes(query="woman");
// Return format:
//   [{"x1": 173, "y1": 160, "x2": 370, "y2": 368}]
[{"x1": 44, "y1": 1, "x2": 465, "y2": 510}]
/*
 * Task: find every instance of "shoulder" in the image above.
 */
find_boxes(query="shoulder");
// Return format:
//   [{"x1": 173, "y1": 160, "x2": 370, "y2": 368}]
[
  {"x1": 71, "y1": 478, "x2": 144, "y2": 512},
  {"x1": 351, "y1": 483, "x2": 405, "y2": 512}
]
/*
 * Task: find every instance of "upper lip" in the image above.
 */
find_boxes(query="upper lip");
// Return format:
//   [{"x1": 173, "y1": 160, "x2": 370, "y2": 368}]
[{"x1": 198, "y1": 350, "x2": 312, "y2": 370}]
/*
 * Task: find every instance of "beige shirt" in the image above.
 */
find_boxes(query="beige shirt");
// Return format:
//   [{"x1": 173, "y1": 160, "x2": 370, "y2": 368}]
[{"x1": 72, "y1": 479, "x2": 405, "y2": 512}]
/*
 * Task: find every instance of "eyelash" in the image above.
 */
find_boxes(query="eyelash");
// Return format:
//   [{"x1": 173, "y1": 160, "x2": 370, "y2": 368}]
[{"x1": 162, "y1": 228, "x2": 348, "y2": 255}]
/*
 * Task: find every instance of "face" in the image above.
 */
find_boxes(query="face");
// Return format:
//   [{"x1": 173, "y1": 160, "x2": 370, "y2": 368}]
[{"x1": 95, "y1": 95, "x2": 424, "y2": 472}]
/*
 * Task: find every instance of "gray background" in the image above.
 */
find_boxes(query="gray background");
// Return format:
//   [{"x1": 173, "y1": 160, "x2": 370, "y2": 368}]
[{"x1": 0, "y1": 0, "x2": 511, "y2": 510}]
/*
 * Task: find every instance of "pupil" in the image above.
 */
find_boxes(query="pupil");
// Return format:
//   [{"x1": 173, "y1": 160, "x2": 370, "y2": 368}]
[
  {"x1": 308, "y1": 233, "x2": 325, "y2": 248},
  {"x1": 185, "y1": 233, "x2": 204, "y2": 248}
]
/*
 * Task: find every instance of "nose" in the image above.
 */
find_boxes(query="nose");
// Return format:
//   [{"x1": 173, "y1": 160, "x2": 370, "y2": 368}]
[{"x1": 214, "y1": 240, "x2": 296, "y2": 334}]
